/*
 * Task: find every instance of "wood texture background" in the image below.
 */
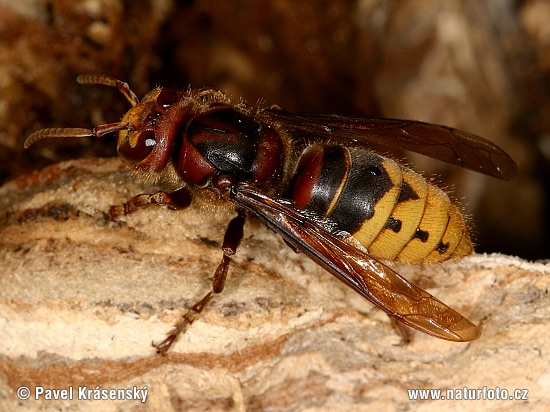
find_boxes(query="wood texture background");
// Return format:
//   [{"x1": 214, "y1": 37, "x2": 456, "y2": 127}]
[{"x1": 1, "y1": 158, "x2": 549, "y2": 411}]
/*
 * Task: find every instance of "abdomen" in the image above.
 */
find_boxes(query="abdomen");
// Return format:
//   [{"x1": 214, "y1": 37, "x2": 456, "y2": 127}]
[{"x1": 289, "y1": 144, "x2": 473, "y2": 263}]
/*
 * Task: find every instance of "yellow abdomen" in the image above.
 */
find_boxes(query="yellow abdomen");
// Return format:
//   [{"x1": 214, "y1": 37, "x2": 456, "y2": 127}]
[
  {"x1": 290, "y1": 145, "x2": 473, "y2": 263},
  {"x1": 362, "y1": 164, "x2": 473, "y2": 263}
]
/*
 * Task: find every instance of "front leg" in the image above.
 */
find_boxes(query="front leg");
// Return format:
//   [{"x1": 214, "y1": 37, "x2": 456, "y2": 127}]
[
  {"x1": 109, "y1": 187, "x2": 192, "y2": 218},
  {"x1": 154, "y1": 210, "x2": 247, "y2": 355}
]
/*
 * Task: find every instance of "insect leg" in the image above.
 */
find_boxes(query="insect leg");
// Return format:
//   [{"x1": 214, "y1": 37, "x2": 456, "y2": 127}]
[
  {"x1": 154, "y1": 211, "x2": 246, "y2": 354},
  {"x1": 109, "y1": 187, "x2": 192, "y2": 218},
  {"x1": 390, "y1": 317, "x2": 412, "y2": 345}
]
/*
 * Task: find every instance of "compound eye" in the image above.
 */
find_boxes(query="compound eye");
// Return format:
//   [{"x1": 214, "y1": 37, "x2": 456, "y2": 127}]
[
  {"x1": 118, "y1": 130, "x2": 156, "y2": 163},
  {"x1": 156, "y1": 88, "x2": 177, "y2": 107}
]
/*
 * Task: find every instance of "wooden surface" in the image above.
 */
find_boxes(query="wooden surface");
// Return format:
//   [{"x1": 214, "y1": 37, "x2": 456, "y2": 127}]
[{"x1": 1, "y1": 158, "x2": 549, "y2": 411}]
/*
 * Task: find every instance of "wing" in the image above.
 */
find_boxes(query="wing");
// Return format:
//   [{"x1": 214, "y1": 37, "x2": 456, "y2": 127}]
[
  {"x1": 262, "y1": 109, "x2": 517, "y2": 180},
  {"x1": 233, "y1": 185, "x2": 480, "y2": 342}
]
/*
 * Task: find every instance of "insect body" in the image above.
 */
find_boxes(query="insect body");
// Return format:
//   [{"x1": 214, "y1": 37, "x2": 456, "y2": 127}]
[{"x1": 25, "y1": 75, "x2": 517, "y2": 353}]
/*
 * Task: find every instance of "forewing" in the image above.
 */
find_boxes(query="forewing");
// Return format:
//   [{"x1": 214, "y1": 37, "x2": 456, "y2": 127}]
[
  {"x1": 262, "y1": 109, "x2": 517, "y2": 180},
  {"x1": 234, "y1": 186, "x2": 480, "y2": 342}
]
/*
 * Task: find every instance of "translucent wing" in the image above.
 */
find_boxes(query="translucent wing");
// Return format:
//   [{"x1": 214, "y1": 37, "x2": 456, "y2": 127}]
[
  {"x1": 233, "y1": 186, "x2": 480, "y2": 342},
  {"x1": 262, "y1": 109, "x2": 517, "y2": 180}
]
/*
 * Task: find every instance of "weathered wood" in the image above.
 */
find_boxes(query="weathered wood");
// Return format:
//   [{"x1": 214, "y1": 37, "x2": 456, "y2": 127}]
[{"x1": 1, "y1": 158, "x2": 548, "y2": 411}]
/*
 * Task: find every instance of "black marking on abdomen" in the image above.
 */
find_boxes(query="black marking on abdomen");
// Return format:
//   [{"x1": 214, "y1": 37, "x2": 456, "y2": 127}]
[
  {"x1": 384, "y1": 216, "x2": 402, "y2": 233},
  {"x1": 325, "y1": 148, "x2": 393, "y2": 234},
  {"x1": 413, "y1": 228, "x2": 429, "y2": 242},
  {"x1": 368, "y1": 166, "x2": 382, "y2": 176},
  {"x1": 397, "y1": 180, "x2": 419, "y2": 203},
  {"x1": 436, "y1": 240, "x2": 450, "y2": 254}
]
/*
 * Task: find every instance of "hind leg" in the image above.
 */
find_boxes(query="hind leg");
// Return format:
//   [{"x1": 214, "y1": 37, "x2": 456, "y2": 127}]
[{"x1": 154, "y1": 211, "x2": 246, "y2": 354}]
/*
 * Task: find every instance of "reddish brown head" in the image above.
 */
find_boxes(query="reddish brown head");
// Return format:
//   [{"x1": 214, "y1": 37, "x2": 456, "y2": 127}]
[
  {"x1": 24, "y1": 75, "x2": 191, "y2": 174},
  {"x1": 115, "y1": 86, "x2": 190, "y2": 173}
]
